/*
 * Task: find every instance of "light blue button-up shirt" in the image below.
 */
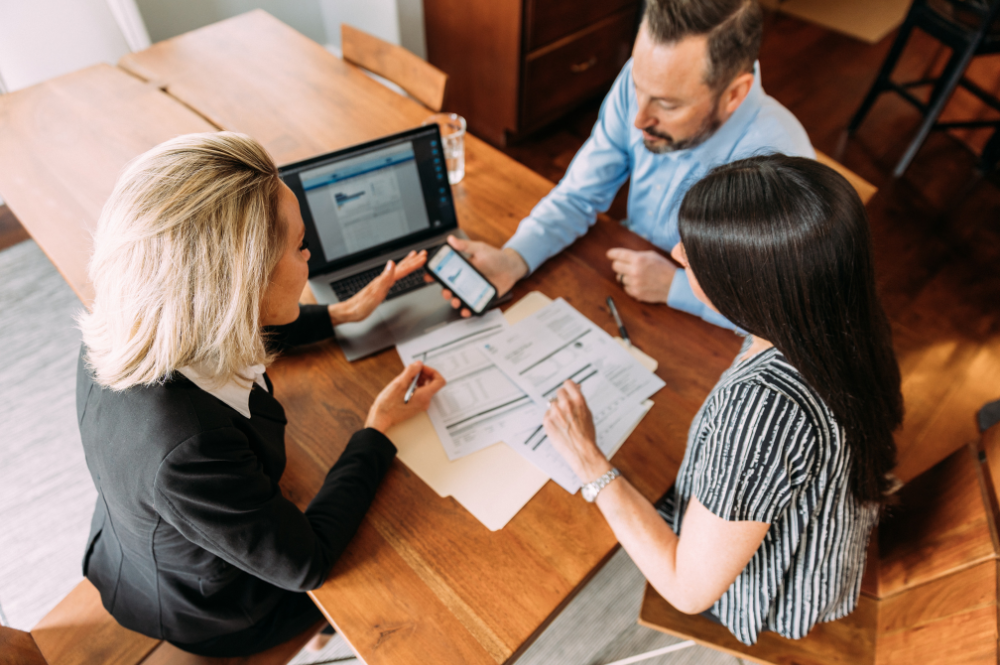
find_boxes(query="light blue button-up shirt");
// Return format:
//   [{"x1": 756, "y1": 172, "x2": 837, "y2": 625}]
[{"x1": 504, "y1": 59, "x2": 814, "y2": 328}]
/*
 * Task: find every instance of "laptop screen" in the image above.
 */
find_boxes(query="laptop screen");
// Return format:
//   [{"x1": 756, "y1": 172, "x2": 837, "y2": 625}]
[{"x1": 280, "y1": 125, "x2": 458, "y2": 277}]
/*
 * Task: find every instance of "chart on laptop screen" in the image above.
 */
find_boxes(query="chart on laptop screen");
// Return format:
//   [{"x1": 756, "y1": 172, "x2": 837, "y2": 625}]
[{"x1": 300, "y1": 142, "x2": 431, "y2": 259}]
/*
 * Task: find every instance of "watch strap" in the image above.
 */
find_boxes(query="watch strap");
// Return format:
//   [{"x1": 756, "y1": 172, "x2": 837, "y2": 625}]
[{"x1": 582, "y1": 467, "x2": 620, "y2": 502}]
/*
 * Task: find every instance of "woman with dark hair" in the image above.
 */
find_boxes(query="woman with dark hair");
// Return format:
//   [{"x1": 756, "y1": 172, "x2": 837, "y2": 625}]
[{"x1": 543, "y1": 154, "x2": 903, "y2": 645}]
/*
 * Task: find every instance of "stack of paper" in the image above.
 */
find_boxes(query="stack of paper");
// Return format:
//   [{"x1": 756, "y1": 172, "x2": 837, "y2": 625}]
[
  {"x1": 386, "y1": 292, "x2": 662, "y2": 530},
  {"x1": 397, "y1": 310, "x2": 535, "y2": 461},
  {"x1": 481, "y1": 297, "x2": 665, "y2": 492}
]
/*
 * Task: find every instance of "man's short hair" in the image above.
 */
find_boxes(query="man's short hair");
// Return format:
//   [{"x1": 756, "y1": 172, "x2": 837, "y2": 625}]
[{"x1": 644, "y1": 0, "x2": 763, "y2": 92}]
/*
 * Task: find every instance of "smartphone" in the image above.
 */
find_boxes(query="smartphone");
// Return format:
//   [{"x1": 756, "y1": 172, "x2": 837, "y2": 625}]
[{"x1": 426, "y1": 244, "x2": 498, "y2": 315}]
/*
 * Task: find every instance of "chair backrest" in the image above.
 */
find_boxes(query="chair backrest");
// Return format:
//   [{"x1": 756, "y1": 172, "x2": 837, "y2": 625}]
[
  {"x1": 340, "y1": 24, "x2": 448, "y2": 112},
  {"x1": 639, "y1": 429, "x2": 1000, "y2": 665},
  {"x1": 815, "y1": 151, "x2": 878, "y2": 205},
  {"x1": 924, "y1": 0, "x2": 1000, "y2": 34},
  {"x1": 638, "y1": 577, "x2": 878, "y2": 664},
  {"x1": 29, "y1": 579, "x2": 159, "y2": 665},
  {"x1": 0, "y1": 625, "x2": 48, "y2": 665},
  {"x1": 26, "y1": 578, "x2": 321, "y2": 665}
]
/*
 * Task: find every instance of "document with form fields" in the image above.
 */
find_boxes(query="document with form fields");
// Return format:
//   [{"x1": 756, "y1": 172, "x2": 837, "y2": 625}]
[
  {"x1": 396, "y1": 311, "x2": 542, "y2": 460},
  {"x1": 388, "y1": 292, "x2": 660, "y2": 529},
  {"x1": 482, "y1": 298, "x2": 666, "y2": 492}
]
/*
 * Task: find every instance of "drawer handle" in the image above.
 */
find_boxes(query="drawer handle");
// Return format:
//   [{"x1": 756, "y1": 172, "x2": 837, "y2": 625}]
[{"x1": 570, "y1": 56, "x2": 598, "y2": 74}]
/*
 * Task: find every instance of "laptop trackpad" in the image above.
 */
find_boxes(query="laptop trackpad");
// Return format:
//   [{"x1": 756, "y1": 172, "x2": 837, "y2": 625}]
[{"x1": 334, "y1": 285, "x2": 460, "y2": 362}]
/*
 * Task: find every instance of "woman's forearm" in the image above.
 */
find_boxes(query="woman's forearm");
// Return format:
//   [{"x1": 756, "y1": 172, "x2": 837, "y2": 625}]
[{"x1": 594, "y1": 478, "x2": 710, "y2": 614}]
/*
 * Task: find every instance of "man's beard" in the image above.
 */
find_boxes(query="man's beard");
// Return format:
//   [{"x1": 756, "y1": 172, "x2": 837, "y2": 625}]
[{"x1": 642, "y1": 105, "x2": 723, "y2": 154}]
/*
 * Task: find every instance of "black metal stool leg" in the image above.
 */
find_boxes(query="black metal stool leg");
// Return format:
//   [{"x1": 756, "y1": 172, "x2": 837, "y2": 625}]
[
  {"x1": 981, "y1": 127, "x2": 1000, "y2": 172},
  {"x1": 848, "y1": 17, "x2": 918, "y2": 133},
  {"x1": 893, "y1": 42, "x2": 982, "y2": 177}
]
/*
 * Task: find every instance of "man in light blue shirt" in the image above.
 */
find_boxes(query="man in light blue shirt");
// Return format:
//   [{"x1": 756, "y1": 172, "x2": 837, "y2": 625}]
[{"x1": 436, "y1": 0, "x2": 813, "y2": 328}]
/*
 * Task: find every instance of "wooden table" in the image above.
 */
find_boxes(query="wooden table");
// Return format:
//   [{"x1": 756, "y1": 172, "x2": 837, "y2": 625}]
[
  {"x1": 0, "y1": 64, "x2": 216, "y2": 305},
  {"x1": 0, "y1": 10, "x2": 740, "y2": 664}
]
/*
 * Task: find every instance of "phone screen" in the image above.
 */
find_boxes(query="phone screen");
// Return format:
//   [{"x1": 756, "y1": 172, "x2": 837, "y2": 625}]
[{"x1": 427, "y1": 245, "x2": 497, "y2": 313}]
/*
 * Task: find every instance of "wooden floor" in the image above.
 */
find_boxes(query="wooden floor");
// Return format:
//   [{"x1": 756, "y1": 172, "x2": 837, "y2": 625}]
[
  {"x1": 503, "y1": 13, "x2": 1000, "y2": 484},
  {"x1": 1, "y1": 12, "x2": 997, "y2": 484}
]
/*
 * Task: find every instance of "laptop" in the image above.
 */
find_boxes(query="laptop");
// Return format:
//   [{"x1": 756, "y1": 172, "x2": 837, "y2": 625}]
[{"x1": 279, "y1": 125, "x2": 464, "y2": 361}]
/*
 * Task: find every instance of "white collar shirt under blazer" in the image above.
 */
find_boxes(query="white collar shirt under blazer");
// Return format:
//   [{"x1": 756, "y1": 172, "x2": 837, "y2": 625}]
[{"x1": 177, "y1": 362, "x2": 268, "y2": 418}]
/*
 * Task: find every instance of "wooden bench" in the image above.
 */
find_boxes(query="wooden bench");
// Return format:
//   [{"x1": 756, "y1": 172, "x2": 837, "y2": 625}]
[
  {"x1": 1, "y1": 579, "x2": 324, "y2": 665},
  {"x1": 638, "y1": 421, "x2": 1000, "y2": 665}
]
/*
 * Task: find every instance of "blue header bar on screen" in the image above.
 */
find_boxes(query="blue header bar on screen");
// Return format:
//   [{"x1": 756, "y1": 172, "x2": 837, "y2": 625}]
[{"x1": 301, "y1": 150, "x2": 415, "y2": 192}]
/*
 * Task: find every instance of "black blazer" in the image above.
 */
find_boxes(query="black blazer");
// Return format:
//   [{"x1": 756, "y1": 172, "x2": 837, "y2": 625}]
[{"x1": 76, "y1": 305, "x2": 396, "y2": 644}]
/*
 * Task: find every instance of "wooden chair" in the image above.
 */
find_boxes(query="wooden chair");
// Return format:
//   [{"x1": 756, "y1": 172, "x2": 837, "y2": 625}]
[
  {"x1": 815, "y1": 150, "x2": 878, "y2": 205},
  {"x1": 4, "y1": 578, "x2": 323, "y2": 665},
  {"x1": 340, "y1": 24, "x2": 448, "y2": 112},
  {"x1": 632, "y1": 421, "x2": 1000, "y2": 665},
  {"x1": 0, "y1": 625, "x2": 48, "y2": 665}
]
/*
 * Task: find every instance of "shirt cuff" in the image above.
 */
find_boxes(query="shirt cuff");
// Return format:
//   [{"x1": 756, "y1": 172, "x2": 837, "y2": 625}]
[
  {"x1": 503, "y1": 223, "x2": 551, "y2": 275},
  {"x1": 667, "y1": 269, "x2": 738, "y2": 331}
]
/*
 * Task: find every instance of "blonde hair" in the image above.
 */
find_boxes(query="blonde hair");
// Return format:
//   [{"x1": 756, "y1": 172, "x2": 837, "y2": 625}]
[{"x1": 80, "y1": 132, "x2": 285, "y2": 391}]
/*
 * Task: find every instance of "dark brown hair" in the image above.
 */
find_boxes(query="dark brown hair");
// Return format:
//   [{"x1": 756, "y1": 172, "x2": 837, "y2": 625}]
[
  {"x1": 678, "y1": 154, "x2": 903, "y2": 505},
  {"x1": 644, "y1": 0, "x2": 763, "y2": 91}
]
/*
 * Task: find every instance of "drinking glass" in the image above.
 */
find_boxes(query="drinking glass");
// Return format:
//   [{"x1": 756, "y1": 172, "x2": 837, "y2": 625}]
[{"x1": 422, "y1": 113, "x2": 466, "y2": 184}]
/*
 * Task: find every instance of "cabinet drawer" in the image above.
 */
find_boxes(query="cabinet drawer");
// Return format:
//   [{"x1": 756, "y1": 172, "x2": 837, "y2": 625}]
[
  {"x1": 521, "y1": 9, "x2": 637, "y2": 131},
  {"x1": 525, "y1": 0, "x2": 638, "y2": 51}
]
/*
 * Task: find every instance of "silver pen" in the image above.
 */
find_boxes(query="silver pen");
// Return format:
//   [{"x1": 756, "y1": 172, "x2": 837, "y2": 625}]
[
  {"x1": 403, "y1": 364, "x2": 422, "y2": 403},
  {"x1": 606, "y1": 296, "x2": 632, "y2": 347}
]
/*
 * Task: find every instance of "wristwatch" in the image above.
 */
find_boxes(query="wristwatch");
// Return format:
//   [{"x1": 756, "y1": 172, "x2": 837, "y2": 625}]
[{"x1": 581, "y1": 468, "x2": 621, "y2": 502}]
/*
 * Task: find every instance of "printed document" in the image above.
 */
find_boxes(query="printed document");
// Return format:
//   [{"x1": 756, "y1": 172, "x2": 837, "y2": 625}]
[
  {"x1": 396, "y1": 311, "x2": 540, "y2": 460},
  {"x1": 482, "y1": 298, "x2": 666, "y2": 492}
]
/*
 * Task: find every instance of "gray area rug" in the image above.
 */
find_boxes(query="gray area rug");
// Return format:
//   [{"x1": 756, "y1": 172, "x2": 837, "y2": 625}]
[
  {"x1": 0, "y1": 240, "x2": 737, "y2": 665},
  {"x1": 516, "y1": 548, "x2": 741, "y2": 665},
  {"x1": 0, "y1": 240, "x2": 92, "y2": 630}
]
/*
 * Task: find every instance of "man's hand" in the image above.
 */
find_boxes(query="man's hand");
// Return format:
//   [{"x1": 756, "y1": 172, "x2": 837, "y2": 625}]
[
  {"x1": 329, "y1": 250, "x2": 427, "y2": 326},
  {"x1": 607, "y1": 248, "x2": 678, "y2": 303},
  {"x1": 424, "y1": 235, "x2": 529, "y2": 318}
]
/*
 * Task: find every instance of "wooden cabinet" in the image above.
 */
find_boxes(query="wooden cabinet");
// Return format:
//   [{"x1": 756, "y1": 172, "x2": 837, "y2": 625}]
[{"x1": 424, "y1": 0, "x2": 640, "y2": 146}]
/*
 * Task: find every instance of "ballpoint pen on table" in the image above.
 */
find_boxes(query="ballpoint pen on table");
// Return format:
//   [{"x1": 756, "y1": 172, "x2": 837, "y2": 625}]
[{"x1": 606, "y1": 296, "x2": 632, "y2": 347}]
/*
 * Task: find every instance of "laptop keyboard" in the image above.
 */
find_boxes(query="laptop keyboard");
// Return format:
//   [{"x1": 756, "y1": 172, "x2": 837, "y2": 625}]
[{"x1": 330, "y1": 265, "x2": 429, "y2": 303}]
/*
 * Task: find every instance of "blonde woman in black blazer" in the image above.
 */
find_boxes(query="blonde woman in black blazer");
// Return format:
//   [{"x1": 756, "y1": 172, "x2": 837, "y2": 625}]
[{"x1": 77, "y1": 132, "x2": 445, "y2": 657}]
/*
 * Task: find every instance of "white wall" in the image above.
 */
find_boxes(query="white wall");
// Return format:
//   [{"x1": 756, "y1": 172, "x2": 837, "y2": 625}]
[
  {"x1": 0, "y1": 0, "x2": 427, "y2": 94},
  {"x1": 320, "y1": 0, "x2": 400, "y2": 51},
  {"x1": 317, "y1": 0, "x2": 427, "y2": 59},
  {"x1": 134, "y1": 0, "x2": 328, "y2": 46},
  {"x1": 0, "y1": 0, "x2": 132, "y2": 91},
  {"x1": 395, "y1": 0, "x2": 427, "y2": 60},
  {"x1": 132, "y1": 0, "x2": 425, "y2": 58}
]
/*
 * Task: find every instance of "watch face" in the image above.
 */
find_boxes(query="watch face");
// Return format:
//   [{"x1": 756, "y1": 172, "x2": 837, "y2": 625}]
[{"x1": 582, "y1": 485, "x2": 597, "y2": 502}]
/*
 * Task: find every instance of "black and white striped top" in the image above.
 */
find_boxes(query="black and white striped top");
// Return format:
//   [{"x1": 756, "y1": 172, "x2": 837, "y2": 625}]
[{"x1": 657, "y1": 337, "x2": 877, "y2": 645}]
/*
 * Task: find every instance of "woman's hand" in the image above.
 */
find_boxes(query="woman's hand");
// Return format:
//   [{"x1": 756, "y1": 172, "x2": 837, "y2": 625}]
[
  {"x1": 543, "y1": 380, "x2": 613, "y2": 483},
  {"x1": 365, "y1": 361, "x2": 446, "y2": 434},
  {"x1": 329, "y1": 250, "x2": 428, "y2": 326}
]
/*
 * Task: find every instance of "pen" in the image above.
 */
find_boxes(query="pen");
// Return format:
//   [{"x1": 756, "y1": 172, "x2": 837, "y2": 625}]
[
  {"x1": 403, "y1": 366, "x2": 422, "y2": 403},
  {"x1": 606, "y1": 296, "x2": 632, "y2": 347}
]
